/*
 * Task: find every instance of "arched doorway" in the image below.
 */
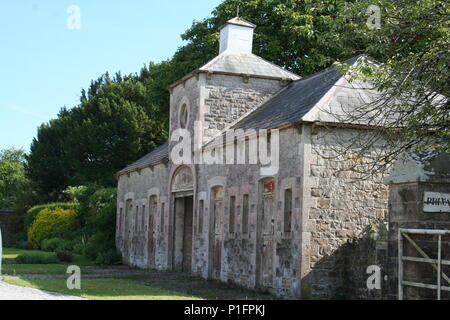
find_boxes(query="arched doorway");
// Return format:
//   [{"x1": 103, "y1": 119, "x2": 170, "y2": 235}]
[{"x1": 171, "y1": 166, "x2": 194, "y2": 272}]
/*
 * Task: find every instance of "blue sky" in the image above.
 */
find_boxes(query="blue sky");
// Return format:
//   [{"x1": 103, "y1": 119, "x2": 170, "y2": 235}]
[{"x1": 0, "y1": 0, "x2": 222, "y2": 151}]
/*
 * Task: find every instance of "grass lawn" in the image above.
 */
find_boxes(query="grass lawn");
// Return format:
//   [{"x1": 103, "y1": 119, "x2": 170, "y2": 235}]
[
  {"x1": 4, "y1": 278, "x2": 203, "y2": 300},
  {"x1": 2, "y1": 248, "x2": 203, "y2": 300},
  {"x1": 3, "y1": 247, "x2": 92, "y2": 265},
  {"x1": 2, "y1": 248, "x2": 93, "y2": 276},
  {"x1": 2, "y1": 248, "x2": 55, "y2": 260},
  {"x1": 2, "y1": 264, "x2": 92, "y2": 276},
  {"x1": 1, "y1": 248, "x2": 271, "y2": 300}
]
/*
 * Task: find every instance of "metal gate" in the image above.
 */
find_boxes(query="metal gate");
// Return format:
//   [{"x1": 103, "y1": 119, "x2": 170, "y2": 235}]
[{"x1": 398, "y1": 228, "x2": 450, "y2": 300}]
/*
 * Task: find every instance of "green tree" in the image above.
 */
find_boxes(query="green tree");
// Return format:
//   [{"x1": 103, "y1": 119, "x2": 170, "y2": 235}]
[
  {"x1": 334, "y1": 0, "x2": 449, "y2": 170},
  {"x1": 176, "y1": 0, "x2": 387, "y2": 76},
  {"x1": 27, "y1": 115, "x2": 72, "y2": 202},
  {"x1": 27, "y1": 72, "x2": 169, "y2": 199},
  {"x1": 27, "y1": 0, "x2": 448, "y2": 196},
  {"x1": 0, "y1": 148, "x2": 29, "y2": 209},
  {"x1": 64, "y1": 73, "x2": 168, "y2": 186}
]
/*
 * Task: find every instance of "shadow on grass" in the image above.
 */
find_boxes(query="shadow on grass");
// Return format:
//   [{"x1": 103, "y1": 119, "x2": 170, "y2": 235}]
[
  {"x1": 5, "y1": 277, "x2": 202, "y2": 300},
  {"x1": 5, "y1": 270, "x2": 279, "y2": 300},
  {"x1": 2, "y1": 264, "x2": 93, "y2": 276},
  {"x1": 123, "y1": 271, "x2": 279, "y2": 300}
]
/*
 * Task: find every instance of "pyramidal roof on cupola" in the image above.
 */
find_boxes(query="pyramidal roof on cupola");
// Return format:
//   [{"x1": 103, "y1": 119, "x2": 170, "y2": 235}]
[
  {"x1": 169, "y1": 17, "x2": 300, "y2": 88},
  {"x1": 218, "y1": 17, "x2": 256, "y2": 30},
  {"x1": 169, "y1": 51, "x2": 300, "y2": 88},
  {"x1": 203, "y1": 51, "x2": 300, "y2": 79}
]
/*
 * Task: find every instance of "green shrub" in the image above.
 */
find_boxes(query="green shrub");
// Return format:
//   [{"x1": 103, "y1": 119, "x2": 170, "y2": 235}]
[
  {"x1": 42, "y1": 238, "x2": 74, "y2": 252},
  {"x1": 24, "y1": 187, "x2": 119, "y2": 265},
  {"x1": 63, "y1": 186, "x2": 88, "y2": 202},
  {"x1": 16, "y1": 252, "x2": 60, "y2": 264},
  {"x1": 72, "y1": 242, "x2": 86, "y2": 255},
  {"x1": 95, "y1": 249, "x2": 122, "y2": 266},
  {"x1": 56, "y1": 250, "x2": 73, "y2": 263},
  {"x1": 85, "y1": 188, "x2": 117, "y2": 231},
  {"x1": 15, "y1": 240, "x2": 28, "y2": 249},
  {"x1": 27, "y1": 208, "x2": 77, "y2": 249},
  {"x1": 79, "y1": 187, "x2": 118, "y2": 264},
  {"x1": 14, "y1": 232, "x2": 27, "y2": 243},
  {"x1": 84, "y1": 233, "x2": 107, "y2": 261},
  {"x1": 41, "y1": 238, "x2": 61, "y2": 252},
  {"x1": 26, "y1": 202, "x2": 78, "y2": 228}
]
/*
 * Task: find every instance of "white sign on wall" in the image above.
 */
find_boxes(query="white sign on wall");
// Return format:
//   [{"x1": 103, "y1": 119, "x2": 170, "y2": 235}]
[{"x1": 423, "y1": 192, "x2": 450, "y2": 213}]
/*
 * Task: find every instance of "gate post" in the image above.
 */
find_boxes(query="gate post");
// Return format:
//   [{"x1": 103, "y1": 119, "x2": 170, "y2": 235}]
[{"x1": 384, "y1": 151, "x2": 450, "y2": 300}]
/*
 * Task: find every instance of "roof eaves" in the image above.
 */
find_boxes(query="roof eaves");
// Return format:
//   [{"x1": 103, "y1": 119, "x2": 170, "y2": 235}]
[{"x1": 116, "y1": 159, "x2": 168, "y2": 178}]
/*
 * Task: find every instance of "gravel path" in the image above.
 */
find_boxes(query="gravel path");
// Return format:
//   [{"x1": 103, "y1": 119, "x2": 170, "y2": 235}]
[{"x1": 0, "y1": 281, "x2": 86, "y2": 300}]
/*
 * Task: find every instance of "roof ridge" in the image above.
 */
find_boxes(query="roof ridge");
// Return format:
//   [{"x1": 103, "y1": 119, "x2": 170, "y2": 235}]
[{"x1": 289, "y1": 55, "x2": 381, "y2": 85}]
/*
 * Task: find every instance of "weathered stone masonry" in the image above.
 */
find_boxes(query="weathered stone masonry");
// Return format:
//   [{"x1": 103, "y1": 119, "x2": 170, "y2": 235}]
[
  {"x1": 203, "y1": 75, "x2": 281, "y2": 136},
  {"x1": 116, "y1": 123, "x2": 389, "y2": 299},
  {"x1": 116, "y1": 16, "x2": 391, "y2": 299},
  {"x1": 301, "y1": 126, "x2": 389, "y2": 299}
]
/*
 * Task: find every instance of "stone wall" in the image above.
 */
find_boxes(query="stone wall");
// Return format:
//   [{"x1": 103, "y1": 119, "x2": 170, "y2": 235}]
[
  {"x1": 202, "y1": 74, "x2": 282, "y2": 141},
  {"x1": 169, "y1": 73, "x2": 283, "y2": 147},
  {"x1": 300, "y1": 125, "x2": 389, "y2": 299},
  {"x1": 116, "y1": 125, "x2": 304, "y2": 297},
  {"x1": 117, "y1": 67, "x2": 398, "y2": 299},
  {"x1": 116, "y1": 163, "x2": 170, "y2": 269},
  {"x1": 116, "y1": 123, "x2": 394, "y2": 299},
  {"x1": 384, "y1": 152, "x2": 450, "y2": 300},
  {"x1": 193, "y1": 126, "x2": 303, "y2": 297},
  {"x1": 169, "y1": 75, "x2": 201, "y2": 138}
]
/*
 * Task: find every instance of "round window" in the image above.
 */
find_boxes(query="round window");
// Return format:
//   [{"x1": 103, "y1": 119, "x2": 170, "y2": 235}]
[{"x1": 179, "y1": 103, "x2": 189, "y2": 129}]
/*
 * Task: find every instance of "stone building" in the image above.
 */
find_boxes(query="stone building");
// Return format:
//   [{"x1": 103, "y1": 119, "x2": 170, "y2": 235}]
[{"x1": 116, "y1": 17, "x2": 389, "y2": 299}]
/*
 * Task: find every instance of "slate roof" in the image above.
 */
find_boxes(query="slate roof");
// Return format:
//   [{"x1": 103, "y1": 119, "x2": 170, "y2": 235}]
[
  {"x1": 228, "y1": 55, "x2": 378, "y2": 132},
  {"x1": 169, "y1": 51, "x2": 300, "y2": 88},
  {"x1": 230, "y1": 61, "x2": 346, "y2": 131},
  {"x1": 120, "y1": 61, "x2": 336, "y2": 175},
  {"x1": 118, "y1": 56, "x2": 373, "y2": 175},
  {"x1": 219, "y1": 17, "x2": 256, "y2": 30},
  {"x1": 117, "y1": 142, "x2": 169, "y2": 176},
  {"x1": 202, "y1": 52, "x2": 300, "y2": 80}
]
